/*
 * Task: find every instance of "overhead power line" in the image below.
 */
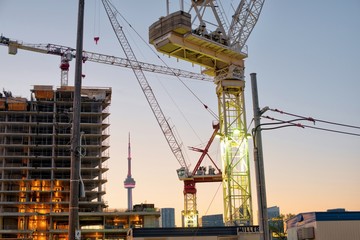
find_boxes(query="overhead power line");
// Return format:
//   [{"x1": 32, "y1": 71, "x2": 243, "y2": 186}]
[
  {"x1": 262, "y1": 114, "x2": 360, "y2": 137},
  {"x1": 270, "y1": 108, "x2": 360, "y2": 130}
]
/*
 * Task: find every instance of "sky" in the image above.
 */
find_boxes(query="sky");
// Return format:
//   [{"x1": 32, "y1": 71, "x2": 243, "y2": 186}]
[{"x1": 0, "y1": 0, "x2": 359, "y2": 227}]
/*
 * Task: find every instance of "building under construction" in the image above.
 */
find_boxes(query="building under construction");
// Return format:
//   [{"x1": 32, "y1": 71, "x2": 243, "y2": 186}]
[{"x1": 0, "y1": 85, "x2": 160, "y2": 239}]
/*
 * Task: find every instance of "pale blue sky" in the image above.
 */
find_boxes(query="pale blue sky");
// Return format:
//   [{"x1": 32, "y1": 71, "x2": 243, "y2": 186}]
[{"x1": 1, "y1": 1, "x2": 359, "y2": 226}]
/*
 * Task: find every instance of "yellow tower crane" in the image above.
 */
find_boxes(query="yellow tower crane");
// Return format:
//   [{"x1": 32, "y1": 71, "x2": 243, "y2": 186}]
[{"x1": 149, "y1": 0, "x2": 265, "y2": 226}]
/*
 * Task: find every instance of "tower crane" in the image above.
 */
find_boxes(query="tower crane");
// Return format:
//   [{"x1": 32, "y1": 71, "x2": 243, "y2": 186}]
[
  {"x1": 101, "y1": 0, "x2": 224, "y2": 227},
  {"x1": 0, "y1": 35, "x2": 212, "y2": 86},
  {"x1": 149, "y1": 0, "x2": 265, "y2": 226}
]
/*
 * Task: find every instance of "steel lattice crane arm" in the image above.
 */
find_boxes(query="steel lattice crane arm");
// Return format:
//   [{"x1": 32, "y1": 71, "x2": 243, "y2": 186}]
[
  {"x1": 101, "y1": 0, "x2": 190, "y2": 174},
  {"x1": 0, "y1": 35, "x2": 212, "y2": 86},
  {"x1": 229, "y1": 0, "x2": 265, "y2": 51},
  {"x1": 189, "y1": 0, "x2": 265, "y2": 52}
]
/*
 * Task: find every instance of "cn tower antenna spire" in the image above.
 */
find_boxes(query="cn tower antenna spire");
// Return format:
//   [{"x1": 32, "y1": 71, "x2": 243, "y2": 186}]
[
  {"x1": 128, "y1": 132, "x2": 132, "y2": 176},
  {"x1": 124, "y1": 132, "x2": 136, "y2": 211}
]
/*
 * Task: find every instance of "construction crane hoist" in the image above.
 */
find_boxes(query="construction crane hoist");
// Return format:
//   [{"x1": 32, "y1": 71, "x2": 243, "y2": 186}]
[{"x1": 149, "y1": 0, "x2": 265, "y2": 226}]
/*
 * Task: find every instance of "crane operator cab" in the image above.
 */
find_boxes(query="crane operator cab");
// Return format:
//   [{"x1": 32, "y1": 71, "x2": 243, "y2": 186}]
[{"x1": 177, "y1": 167, "x2": 190, "y2": 180}]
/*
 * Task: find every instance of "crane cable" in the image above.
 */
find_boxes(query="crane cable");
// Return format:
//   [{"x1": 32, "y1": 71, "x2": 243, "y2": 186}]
[
  {"x1": 93, "y1": 0, "x2": 101, "y2": 44},
  {"x1": 106, "y1": 0, "x2": 219, "y2": 121}
]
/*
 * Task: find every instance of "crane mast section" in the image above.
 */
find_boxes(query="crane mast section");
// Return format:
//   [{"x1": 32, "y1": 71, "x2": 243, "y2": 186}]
[
  {"x1": 0, "y1": 36, "x2": 212, "y2": 82},
  {"x1": 101, "y1": 0, "x2": 189, "y2": 171},
  {"x1": 217, "y1": 79, "x2": 252, "y2": 225}
]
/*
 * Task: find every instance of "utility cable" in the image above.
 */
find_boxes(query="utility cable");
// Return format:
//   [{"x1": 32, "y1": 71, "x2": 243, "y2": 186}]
[
  {"x1": 270, "y1": 108, "x2": 360, "y2": 130},
  {"x1": 301, "y1": 124, "x2": 360, "y2": 137},
  {"x1": 262, "y1": 115, "x2": 360, "y2": 137}
]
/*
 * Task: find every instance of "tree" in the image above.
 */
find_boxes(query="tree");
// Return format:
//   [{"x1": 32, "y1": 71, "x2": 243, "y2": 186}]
[{"x1": 268, "y1": 213, "x2": 295, "y2": 240}]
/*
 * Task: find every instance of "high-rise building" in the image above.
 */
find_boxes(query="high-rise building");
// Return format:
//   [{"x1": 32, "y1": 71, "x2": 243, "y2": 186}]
[
  {"x1": 160, "y1": 208, "x2": 175, "y2": 228},
  {"x1": 0, "y1": 85, "x2": 111, "y2": 239},
  {"x1": 0, "y1": 85, "x2": 160, "y2": 239}
]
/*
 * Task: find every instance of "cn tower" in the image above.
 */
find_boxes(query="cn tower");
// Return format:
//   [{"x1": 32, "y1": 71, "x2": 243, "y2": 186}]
[{"x1": 124, "y1": 133, "x2": 136, "y2": 211}]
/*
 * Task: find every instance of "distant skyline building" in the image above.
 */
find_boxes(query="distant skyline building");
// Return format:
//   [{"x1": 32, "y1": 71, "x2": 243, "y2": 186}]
[
  {"x1": 124, "y1": 133, "x2": 136, "y2": 211},
  {"x1": 160, "y1": 208, "x2": 176, "y2": 228},
  {"x1": 267, "y1": 206, "x2": 280, "y2": 219},
  {"x1": 201, "y1": 214, "x2": 224, "y2": 227}
]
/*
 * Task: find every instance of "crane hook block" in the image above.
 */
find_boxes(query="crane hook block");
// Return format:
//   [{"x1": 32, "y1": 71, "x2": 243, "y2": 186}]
[{"x1": 94, "y1": 36, "x2": 100, "y2": 44}]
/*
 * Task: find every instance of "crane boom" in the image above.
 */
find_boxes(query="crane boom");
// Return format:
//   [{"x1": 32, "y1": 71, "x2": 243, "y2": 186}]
[
  {"x1": 229, "y1": 0, "x2": 265, "y2": 51},
  {"x1": 0, "y1": 35, "x2": 213, "y2": 84},
  {"x1": 101, "y1": 0, "x2": 189, "y2": 172}
]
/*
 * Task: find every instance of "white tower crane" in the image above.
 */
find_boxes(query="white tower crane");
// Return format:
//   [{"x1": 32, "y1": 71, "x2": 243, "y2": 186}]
[
  {"x1": 149, "y1": 0, "x2": 265, "y2": 226},
  {"x1": 0, "y1": 35, "x2": 212, "y2": 87}
]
